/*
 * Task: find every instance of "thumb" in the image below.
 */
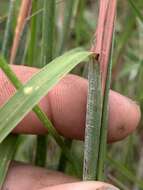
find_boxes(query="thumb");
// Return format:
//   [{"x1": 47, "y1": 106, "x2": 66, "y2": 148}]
[{"x1": 41, "y1": 181, "x2": 119, "y2": 190}]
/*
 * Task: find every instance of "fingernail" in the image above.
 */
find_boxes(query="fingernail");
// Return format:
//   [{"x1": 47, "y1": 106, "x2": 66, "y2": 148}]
[{"x1": 96, "y1": 186, "x2": 120, "y2": 190}]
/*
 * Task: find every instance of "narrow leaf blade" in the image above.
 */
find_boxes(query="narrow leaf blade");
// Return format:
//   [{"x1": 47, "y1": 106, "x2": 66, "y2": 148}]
[{"x1": 0, "y1": 49, "x2": 92, "y2": 142}]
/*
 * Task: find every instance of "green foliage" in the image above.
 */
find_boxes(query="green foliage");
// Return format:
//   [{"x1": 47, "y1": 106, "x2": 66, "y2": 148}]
[
  {"x1": 0, "y1": 135, "x2": 18, "y2": 188},
  {"x1": 0, "y1": 0, "x2": 143, "y2": 189},
  {"x1": 0, "y1": 49, "x2": 92, "y2": 143},
  {"x1": 83, "y1": 59, "x2": 102, "y2": 180}
]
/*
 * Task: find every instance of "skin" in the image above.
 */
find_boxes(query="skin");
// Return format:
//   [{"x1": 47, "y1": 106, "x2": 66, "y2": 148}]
[{"x1": 0, "y1": 65, "x2": 141, "y2": 190}]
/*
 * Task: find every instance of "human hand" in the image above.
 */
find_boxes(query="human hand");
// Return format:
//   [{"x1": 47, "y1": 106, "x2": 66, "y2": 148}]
[{"x1": 0, "y1": 65, "x2": 141, "y2": 190}]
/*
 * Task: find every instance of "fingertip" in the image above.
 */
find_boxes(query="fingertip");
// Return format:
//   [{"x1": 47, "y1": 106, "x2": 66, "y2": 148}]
[{"x1": 108, "y1": 91, "x2": 141, "y2": 142}]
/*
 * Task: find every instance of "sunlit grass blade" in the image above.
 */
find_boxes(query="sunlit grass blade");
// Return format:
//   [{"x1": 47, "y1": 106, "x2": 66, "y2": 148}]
[
  {"x1": 0, "y1": 48, "x2": 92, "y2": 146},
  {"x1": 0, "y1": 49, "x2": 92, "y2": 175},
  {"x1": 0, "y1": 135, "x2": 18, "y2": 189}
]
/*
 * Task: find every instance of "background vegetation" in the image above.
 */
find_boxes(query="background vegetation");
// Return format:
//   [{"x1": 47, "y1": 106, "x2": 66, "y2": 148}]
[{"x1": 0, "y1": 0, "x2": 143, "y2": 189}]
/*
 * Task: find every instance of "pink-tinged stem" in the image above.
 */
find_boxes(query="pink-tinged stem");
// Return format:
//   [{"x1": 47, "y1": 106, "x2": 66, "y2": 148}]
[
  {"x1": 10, "y1": 0, "x2": 32, "y2": 64},
  {"x1": 91, "y1": 0, "x2": 117, "y2": 92},
  {"x1": 84, "y1": 0, "x2": 117, "y2": 180}
]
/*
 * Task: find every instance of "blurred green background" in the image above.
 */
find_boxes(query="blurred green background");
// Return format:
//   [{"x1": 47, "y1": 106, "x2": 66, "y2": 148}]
[{"x1": 0, "y1": 0, "x2": 143, "y2": 189}]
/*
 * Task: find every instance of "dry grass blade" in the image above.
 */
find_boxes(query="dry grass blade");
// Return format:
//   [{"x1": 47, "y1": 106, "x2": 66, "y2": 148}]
[{"x1": 10, "y1": 0, "x2": 32, "y2": 64}]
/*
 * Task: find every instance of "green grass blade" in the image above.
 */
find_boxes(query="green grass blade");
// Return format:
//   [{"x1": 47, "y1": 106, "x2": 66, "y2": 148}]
[
  {"x1": 128, "y1": 0, "x2": 143, "y2": 21},
  {"x1": 58, "y1": 139, "x2": 72, "y2": 171},
  {"x1": 0, "y1": 49, "x2": 92, "y2": 143},
  {"x1": 27, "y1": 0, "x2": 40, "y2": 67},
  {"x1": 0, "y1": 49, "x2": 92, "y2": 175},
  {"x1": 35, "y1": 0, "x2": 56, "y2": 167},
  {"x1": 107, "y1": 155, "x2": 143, "y2": 189},
  {"x1": 2, "y1": 0, "x2": 15, "y2": 58},
  {"x1": 108, "y1": 174, "x2": 130, "y2": 190},
  {"x1": 83, "y1": 58, "x2": 102, "y2": 180},
  {"x1": 35, "y1": 135, "x2": 47, "y2": 166},
  {"x1": 113, "y1": 14, "x2": 135, "y2": 66},
  {"x1": 96, "y1": 34, "x2": 115, "y2": 180},
  {"x1": 58, "y1": 0, "x2": 74, "y2": 55},
  {"x1": 41, "y1": 0, "x2": 55, "y2": 66},
  {"x1": 74, "y1": 0, "x2": 86, "y2": 46},
  {"x1": 0, "y1": 135, "x2": 18, "y2": 189}
]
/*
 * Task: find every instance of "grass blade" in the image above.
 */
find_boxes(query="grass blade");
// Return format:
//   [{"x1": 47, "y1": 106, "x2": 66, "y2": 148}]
[
  {"x1": 40, "y1": 0, "x2": 55, "y2": 66},
  {"x1": 58, "y1": 0, "x2": 74, "y2": 55},
  {"x1": 107, "y1": 155, "x2": 143, "y2": 189},
  {"x1": 97, "y1": 33, "x2": 115, "y2": 180},
  {"x1": 0, "y1": 49, "x2": 92, "y2": 142},
  {"x1": 0, "y1": 1, "x2": 18, "y2": 187},
  {"x1": 27, "y1": 0, "x2": 41, "y2": 67},
  {"x1": 83, "y1": 58, "x2": 102, "y2": 180},
  {"x1": 0, "y1": 135, "x2": 18, "y2": 189},
  {"x1": 2, "y1": 0, "x2": 15, "y2": 58},
  {"x1": 58, "y1": 139, "x2": 72, "y2": 171},
  {"x1": 35, "y1": 0, "x2": 56, "y2": 167},
  {"x1": 108, "y1": 174, "x2": 130, "y2": 190},
  {"x1": 128, "y1": 0, "x2": 143, "y2": 21},
  {"x1": 83, "y1": 0, "x2": 116, "y2": 181},
  {"x1": 113, "y1": 13, "x2": 135, "y2": 67},
  {"x1": 0, "y1": 49, "x2": 92, "y2": 165},
  {"x1": 10, "y1": 0, "x2": 32, "y2": 64},
  {"x1": 35, "y1": 135, "x2": 47, "y2": 167}
]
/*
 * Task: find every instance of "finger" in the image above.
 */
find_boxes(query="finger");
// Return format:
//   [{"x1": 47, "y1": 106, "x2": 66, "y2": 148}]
[
  {"x1": 2, "y1": 161, "x2": 77, "y2": 190},
  {"x1": 41, "y1": 182, "x2": 119, "y2": 190},
  {"x1": 0, "y1": 65, "x2": 141, "y2": 142},
  {"x1": 3, "y1": 162, "x2": 119, "y2": 190}
]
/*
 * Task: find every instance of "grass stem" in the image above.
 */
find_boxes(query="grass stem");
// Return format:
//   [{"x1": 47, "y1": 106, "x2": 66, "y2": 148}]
[
  {"x1": 107, "y1": 155, "x2": 143, "y2": 189},
  {"x1": 35, "y1": 135, "x2": 47, "y2": 167},
  {"x1": 96, "y1": 35, "x2": 115, "y2": 180},
  {"x1": 58, "y1": 0, "x2": 74, "y2": 55},
  {"x1": 2, "y1": 0, "x2": 15, "y2": 58},
  {"x1": 0, "y1": 56, "x2": 79, "y2": 174},
  {"x1": 128, "y1": 0, "x2": 143, "y2": 21},
  {"x1": 83, "y1": 58, "x2": 102, "y2": 180},
  {"x1": 58, "y1": 139, "x2": 72, "y2": 171},
  {"x1": 27, "y1": 0, "x2": 40, "y2": 67},
  {"x1": 41, "y1": 0, "x2": 55, "y2": 66},
  {"x1": 0, "y1": 135, "x2": 18, "y2": 189},
  {"x1": 35, "y1": 0, "x2": 56, "y2": 166}
]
